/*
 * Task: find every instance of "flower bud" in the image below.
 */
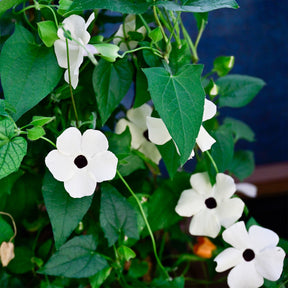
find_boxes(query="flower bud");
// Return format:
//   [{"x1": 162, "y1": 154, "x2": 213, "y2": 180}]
[{"x1": 0, "y1": 241, "x2": 15, "y2": 267}]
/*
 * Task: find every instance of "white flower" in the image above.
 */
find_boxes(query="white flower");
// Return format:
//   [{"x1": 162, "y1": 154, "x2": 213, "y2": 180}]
[
  {"x1": 45, "y1": 127, "x2": 118, "y2": 198},
  {"x1": 236, "y1": 183, "x2": 257, "y2": 198},
  {"x1": 214, "y1": 221, "x2": 285, "y2": 288},
  {"x1": 146, "y1": 99, "x2": 217, "y2": 159},
  {"x1": 113, "y1": 14, "x2": 146, "y2": 51},
  {"x1": 115, "y1": 104, "x2": 161, "y2": 164},
  {"x1": 54, "y1": 13, "x2": 98, "y2": 89},
  {"x1": 175, "y1": 172, "x2": 244, "y2": 238}
]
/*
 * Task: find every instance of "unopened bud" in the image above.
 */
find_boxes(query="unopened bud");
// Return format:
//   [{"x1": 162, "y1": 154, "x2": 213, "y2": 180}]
[{"x1": 0, "y1": 242, "x2": 15, "y2": 267}]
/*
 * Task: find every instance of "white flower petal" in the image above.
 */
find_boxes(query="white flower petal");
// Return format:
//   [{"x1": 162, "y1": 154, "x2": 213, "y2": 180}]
[
  {"x1": 127, "y1": 104, "x2": 152, "y2": 130},
  {"x1": 222, "y1": 221, "x2": 251, "y2": 250},
  {"x1": 138, "y1": 141, "x2": 161, "y2": 164},
  {"x1": 227, "y1": 262, "x2": 264, "y2": 288},
  {"x1": 64, "y1": 170, "x2": 96, "y2": 198},
  {"x1": 81, "y1": 129, "x2": 109, "y2": 157},
  {"x1": 196, "y1": 126, "x2": 216, "y2": 152},
  {"x1": 89, "y1": 151, "x2": 118, "y2": 182},
  {"x1": 56, "y1": 127, "x2": 82, "y2": 156},
  {"x1": 189, "y1": 172, "x2": 212, "y2": 195},
  {"x1": 214, "y1": 173, "x2": 236, "y2": 200},
  {"x1": 54, "y1": 39, "x2": 68, "y2": 68},
  {"x1": 248, "y1": 225, "x2": 280, "y2": 252},
  {"x1": 85, "y1": 12, "x2": 95, "y2": 30},
  {"x1": 236, "y1": 183, "x2": 257, "y2": 198},
  {"x1": 203, "y1": 99, "x2": 217, "y2": 121},
  {"x1": 124, "y1": 14, "x2": 136, "y2": 34},
  {"x1": 146, "y1": 116, "x2": 171, "y2": 145},
  {"x1": 45, "y1": 150, "x2": 75, "y2": 181},
  {"x1": 215, "y1": 247, "x2": 243, "y2": 272},
  {"x1": 62, "y1": 15, "x2": 88, "y2": 44},
  {"x1": 189, "y1": 209, "x2": 221, "y2": 238},
  {"x1": 83, "y1": 44, "x2": 99, "y2": 56},
  {"x1": 175, "y1": 189, "x2": 204, "y2": 217},
  {"x1": 255, "y1": 247, "x2": 285, "y2": 281},
  {"x1": 216, "y1": 198, "x2": 244, "y2": 228}
]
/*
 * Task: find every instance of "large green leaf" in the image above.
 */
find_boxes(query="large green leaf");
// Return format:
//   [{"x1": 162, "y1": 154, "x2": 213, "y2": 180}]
[
  {"x1": 217, "y1": 74, "x2": 265, "y2": 108},
  {"x1": 0, "y1": 217, "x2": 14, "y2": 243},
  {"x1": 39, "y1": 235, "x2": 108, "y2": 278},
  {"x1": 156, "y1": 0, "x2": 239, "y2": 12},
  {"x1": 0, "y1": 117, "x2": 27, "y2": 180},
  {"x1": 143, "y1": 65, "x2": 205, "y2": 165},
  {"x1": 69, "y1": 0, "x2": 149, "y2": 14},
  {"x1": 42, "y1": 172, "x2": 94, "y2": 249},
  {"x1": 0, "y1": 25, "x2": 62, "y2": 120},
  {"x1": 100, "y1": 183, "x2": 139, "y2": 246},
  {"x1": 93, "y1": 58, "x2": 133, "y2": 125}
]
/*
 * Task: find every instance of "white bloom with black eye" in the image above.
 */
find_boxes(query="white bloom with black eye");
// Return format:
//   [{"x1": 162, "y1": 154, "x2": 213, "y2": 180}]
[
  {"x1": 146, "y1": 99, "x2": 217, "y2": 159},
  {"x1": 175, "y1": 172, "x2": 244, "y2": 238},
  {"x1": 45, "y1": 127, "x2": 118, "y2": 198},
  {"x1": 214, "y1": 221, "x2": 285, "y2": 288},
  {"x1": 113, "y1": 14, "x2": 146, "y2": 51},
  {"x1": 115, "y1": 104, "x2": 161, "y2": 164},
  {"x1": 54, "y1": 13, "x2": 98, "y2": 89}
]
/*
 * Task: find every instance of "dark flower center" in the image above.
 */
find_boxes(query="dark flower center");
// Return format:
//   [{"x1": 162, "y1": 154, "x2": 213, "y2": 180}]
[
  {"x1": 143, "y1": 129, "x2": 149, "y2": 141},
  {"x1": 205, "y1": 197, "x2": 217, "y2": 209},
  {"x1": 74, "y1": 155, "x2": 88, "y2": 169},
  {"x1": 242, "y1": 249, "x2": 255, "y2": 262}
]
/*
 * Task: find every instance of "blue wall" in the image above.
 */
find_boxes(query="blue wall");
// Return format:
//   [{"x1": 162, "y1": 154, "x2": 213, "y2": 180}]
[{"x1": 183, "y1": 0, "x2": 288, "y2": 165}]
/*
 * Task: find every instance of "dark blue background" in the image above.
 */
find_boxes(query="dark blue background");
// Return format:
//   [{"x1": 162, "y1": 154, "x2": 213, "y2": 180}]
[{"x1": 184, "y1": 0, "x2": 288, "y2": 165}]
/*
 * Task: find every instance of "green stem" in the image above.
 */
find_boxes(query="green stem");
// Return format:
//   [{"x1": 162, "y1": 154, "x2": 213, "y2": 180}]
[
  {"x1": 120, "y1": 46, "x2": 163, "y2": 59},
  {"x1": 116, "y1": 170, "x2": 170, "y2": 279},
  {"x1": 40, "y1": 136, "x2": 56, "y2": 148},
  {"x1": 166, "y1": 11, "x2": 182, "y2": 48},
  {"x1": 0, "y1": 212, "x2": 17, "y2": 242},
  {"x1": 205, "y1": 151, "x2": 219, "y2": 174},
  {"x1": 138, "y1": 14, "x2": 152, "y2": 34},
  {"x1": 194, "y1": 18, "x2": 206, "y2": 51},
  {"x1": 65, "y1": 38, "x2": 79, "y2": 128}
]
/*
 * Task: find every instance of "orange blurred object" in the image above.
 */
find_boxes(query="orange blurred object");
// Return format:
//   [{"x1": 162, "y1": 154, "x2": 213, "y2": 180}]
[{"x1": 193, "y1": 236, "x2": 216, "y2": 259}]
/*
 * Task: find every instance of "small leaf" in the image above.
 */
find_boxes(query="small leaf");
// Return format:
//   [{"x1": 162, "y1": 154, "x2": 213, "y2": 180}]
[
  {"x1": 0, "y1": 217, "x2": 14, "y2": 243},
  {"x1": 223, "y1": 117, "x2": 255, "y2": 142},
  {"x1": 229, "y1": 150, "x2": 255, "y2": 180},
  {"x1": 128, "y1": 260, "x2": 149, "y2": 279},
  {"x1": 100, "y1": 183, "x2": 139, "y2": 246},
  {"x1": 39, "y1": 235, "x2": 108, "y2": 278},
  {"x1": 213, "y1": 56, "x2": 235, "y2": 76},
  {"x1": 57, "y1": 0, "x2": 73, "y2": 16},
  {"x1": 143, "y1": 64, "x2": 205, "y2": 165},
  {"x1": 148, "y1": 27, "x2": 163, "y2": 43},
  {"x1": 117, "y1": 245, "x2": 136, "y2": 261},
  {"x1": 69, "y1": 0, "x2": 150, "y2": 14},
  {"x1": 30, "y1": 116, "x2": 55, "y2": 127},
  {"x1": 27, "y1": 126, "x2": 45, "y2": 141},
  {"x1": 42, "y1": 172, "x2": 94, "y2": 249},
  {"x1": 93, "y1": 58, "x2": 133, "y2": 125},
  {"x1": 89, "y1": 267, "x2": 112, "y2": 288},
  {"x1": 37, "y1": 21, "x2": 58, "y2": 47},
  {"x1": 217, "y1": 74, "x2": 266, "y2": 108},
  {"x1": 0, "y1": 25, "x2": 62, "y2": 120},
  {"x1": 93, "y1": 43, "x2": 120, "y2": 62}
]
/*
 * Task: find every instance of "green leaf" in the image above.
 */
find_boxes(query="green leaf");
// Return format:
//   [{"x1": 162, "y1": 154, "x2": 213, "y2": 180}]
[
  {"x1": 223, "y1": 117, "x2": 255, "y2": 142},
  {"x1": 209, "y1": 126, "x2": 234, "y2": 173},
  {"x1": 57, "y1": 0, "x2": 73, "y2": 16},
  {"x1": 169, "y1": 41, "x2": 192, "y2": 73},
  {"x1": 93, "y1": 43, "x2": 120, "y2": 62},
  {"x1": 69, "y1": 0, "x2": 150, "y2": 14},
  {"x1": 42, "y1": 172, "x2": 94, "y2": 249},
  {"x1": 117, "y1": 245, "x2": 136, "y2": 261},
  {"x1": 229, "y1": 150, "x2": 255, "y2": 180},
  {"x1": 39, "y1": 235, "x2": 108, "y2": 278},
  {"x1": 148, "y1": 27, "x2": 163, "y2": 43},
  {"x1": 93, "y1": 58, "x2": 133, "y2": 125},
  {"x1": 0, "y1": 217, "x2": 14, "y2": 243},
  {"x1": 30, "y1": 116, "x2": 55, "y2": 127},
  {"x1": 0, "y1": 170, "x2": 23, "y2": 197},
  {"x1": 0, "y1": 25, "x2": 62, "y2": 120},
  {"x1": 143, "y1": 64, "x2": 205, "y2": 165},
  {"x1": 194, "y1": 12, "x2": 208, "y2": 31},
  {"x1": 37, "y1": 21, "x2": 58, "y2": 47},
  {"x1": 89, "y1": 267, "x2": 112, "y2": 288},
  {"x1": 156, "y1": 0, "x2": 239, "y2": 12},
  {"x1": 128, "y1": 260, "x2": 149, "y2": 278},
  {"x1": 27, "y1": 126, "x2": 45, "y2": 141},
  {"x1": 100, "y1": 183, "x2": 139, "y2": 246},
  {"x1": 134, "y1": 69, "x2": 151, "y2": 108},
  {"x1": 0, "y1": 0, "x2": 26, "y2": 16},
  {"x1": 7, "y1": 246, "x2": 34, "y2": 274},
  {"x1": 0, "y1": 117, "x2": 27, "y2": 180},
  {"x1": 217, "y1": 74, "x2": 266, "y2": 108},
  {"x1": 213, "y1": 56, "x2": 234, "y2": 76}
]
